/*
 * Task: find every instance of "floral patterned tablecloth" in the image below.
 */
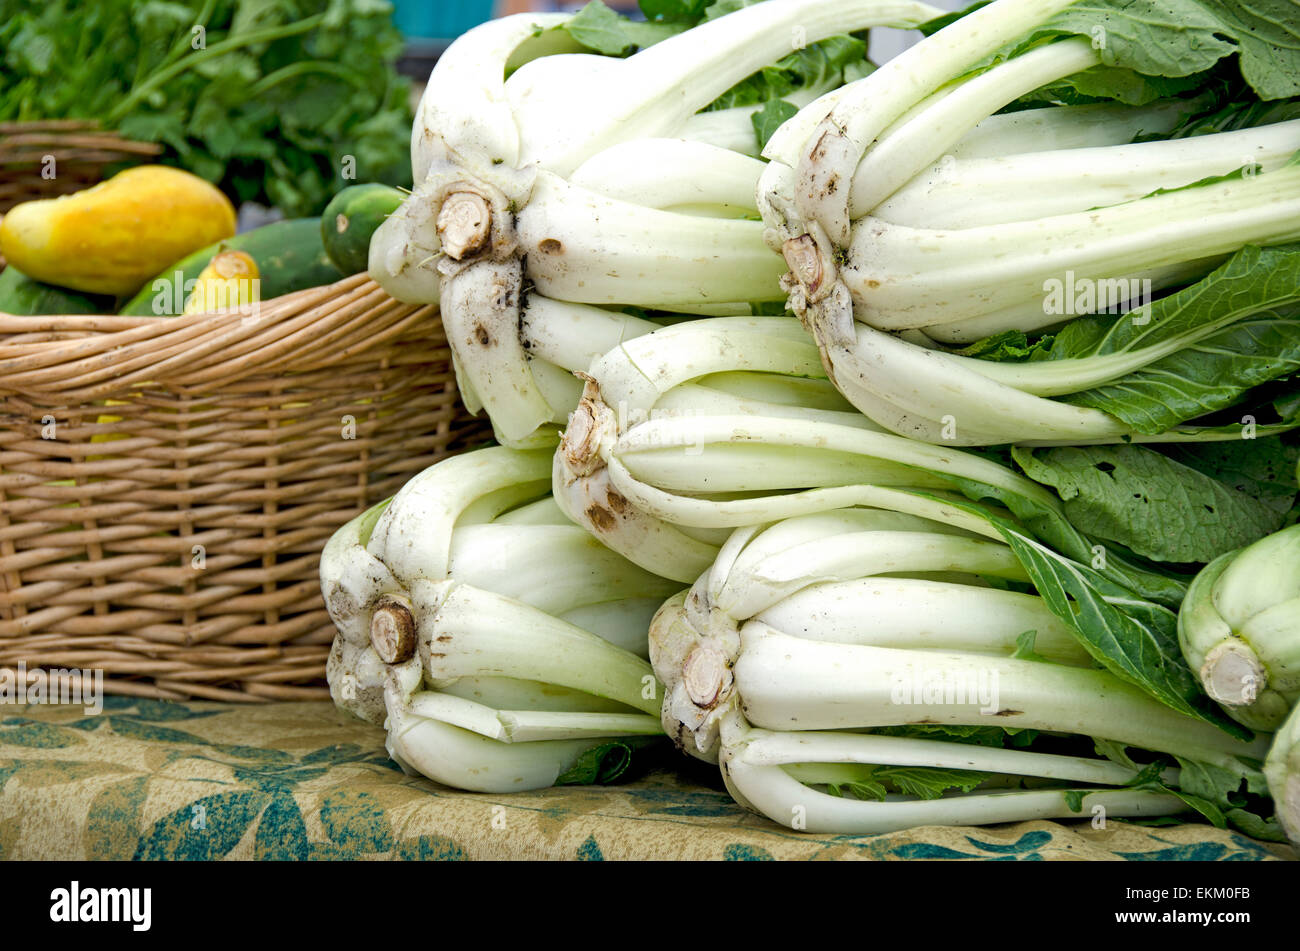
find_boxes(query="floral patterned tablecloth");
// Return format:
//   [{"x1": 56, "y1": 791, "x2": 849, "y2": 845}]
[{"x1": 0, "y1": 699, "x2": 1292, "y2": 861}]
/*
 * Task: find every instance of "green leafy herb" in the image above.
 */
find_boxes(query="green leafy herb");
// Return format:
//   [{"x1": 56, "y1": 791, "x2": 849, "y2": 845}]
[
  {"x1": 1018, "y1": 67, "x2": 1211, "y2": 109},
  {"x1": 639, "y1": 0, "x2": 710, "y2": 22},
  {"x1": 874, "y1": 766, "x2": 988, "y2": 800},
  {"x1": 1122, "y1": 756, "x2": 1287, "y2": 840},
  {"x1": 826, "y1": 778, "x2": 888, "y2": 801},
  {"x1": 927, "y1": 0, "x2": 1300, "y2": 111},
  {"x1": 1223, "y1": 808, "x2": 1288, "y2": 842},
  {"x1": 1068, "y1": 318, "x2": 1300, "y2": 436},
  {"x1": 1094, "y1": 738, "x2": 1141, "y2": 771},
  {"x1": 0, "y1": 0, "x2": 414, "y2": 217},
  {"x1": 955, "y1": 329, "x2": 1050, "y2": 362},
  {"x1": 1154, "y1": 95, "x2": 1300, "y2": 139},
  {"x1": 941, "y1": 473, "x2": 1189, "y2": 607},
  {"x1": 1031, "y1": 0, "x2": 1300, "y2": 102},
  {"x1": 952, "y1": 245, "x2": 1300, "y2": 436},
  {"x1": 910, "y1": 487, "x2": 1235, "y2": 735},
  {"x1": 1062, "y1": 245, "x2": 1300, "y2": 363}
]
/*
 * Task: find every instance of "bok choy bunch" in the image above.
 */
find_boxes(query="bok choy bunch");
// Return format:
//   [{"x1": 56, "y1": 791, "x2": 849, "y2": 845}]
[
  {"x1": 759, "y1": 0, "x2": 1300, "y2": 445},
  {"x1": 649, "y1": 506, "x2": 1280, "y2": 836},
  {"x1": 552, "y1": 316, "x2": 1185, "y2": 607},
  {"x1": 1180, "y1": 524, "x2": 1300, "y2": 732},
  {"x1": 322, "y1": 446, "x2": 681, "y2": 791},
  {"x1": 368, "y1": 0, "x2": 947, "y2": 445},
  {"x1": 1266, "y1": 701, "x2": 1300, "y2": 845}
]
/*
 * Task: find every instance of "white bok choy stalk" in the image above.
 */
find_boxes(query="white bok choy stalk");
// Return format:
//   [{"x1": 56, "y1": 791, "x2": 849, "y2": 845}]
[
  {"x1": 321, "y1": 445, "x2": 682, "y2": 792},
  {"x1": 767, "y1": 154, "x2": 1300, "y2": 359},
  {"x1": 940, "y1": 95, "x2": 1215, "y2": 161},
  {"x1": 766, "y1": 0, "x2": 1300, "y2": 243},
  {"x1": 764, "y1": 92, "x2": 1213, "y2": 194},
  {"x1": 726, "y1": 93, "x2": 1215, "y2": 235},
  {"x1": 872, "y1": 119, "x2": 1300, "y2": 231},
  {"x1": 370, "y1": 0, "x2": 945, "y2": 444},
  {"x1": 648, "y1": 508, "x2": 1275, "y2": 834},
  {"x1": 1179, "y1": 524, "x2": 1300, "y2": 733},
  {"x1": 830, "y1": 161, "x2": 1300, "y2": 341},
  {"x1": 804, "y1": 244, "x2": 1300, "y2": 446},
  {"x1": 481, "y1": 295, "x2": 662, "y2": 449},
  {"x1": 717, "y1": 723, "x2": 1187, "y2": 834},
  {"x1": 1265, "y1": 702, "x2": 1300, "y2": 847},
  {"x1": 764, "y1": 0, "x2": 1095, "y2": 247},
  {"x1": 752, "y1": 91, "x2": 1214, "y2": 236}
]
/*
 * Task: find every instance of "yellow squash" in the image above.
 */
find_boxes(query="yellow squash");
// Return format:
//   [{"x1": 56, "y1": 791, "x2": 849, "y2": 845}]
[{"x1": 0, "y1": 165, "x2": 236, "y2": 297}]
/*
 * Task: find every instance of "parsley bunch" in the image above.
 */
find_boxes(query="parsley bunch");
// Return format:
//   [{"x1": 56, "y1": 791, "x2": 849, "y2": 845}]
[{"x1": 0, "y1": 0, "x2": 414, "y2": 217}]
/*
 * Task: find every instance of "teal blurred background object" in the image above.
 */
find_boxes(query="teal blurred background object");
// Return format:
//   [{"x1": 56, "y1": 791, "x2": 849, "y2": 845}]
[{"x1": 391, "y1": 0, "x2": 496, "y2": 40}]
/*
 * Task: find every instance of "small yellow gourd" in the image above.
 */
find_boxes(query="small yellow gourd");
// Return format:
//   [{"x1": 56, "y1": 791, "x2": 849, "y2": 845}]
[
  {"x1": 0, "y1": 165, "x2": 236, "y2": 297},
  {"x1": 183, "y1": 250, "x2": 260, "y2": 314}
]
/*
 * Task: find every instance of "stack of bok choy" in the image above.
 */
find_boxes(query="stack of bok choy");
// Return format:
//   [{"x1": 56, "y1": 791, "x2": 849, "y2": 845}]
[{"x1": 320, "y1": 0, "x2": 1300, "y2": 847}]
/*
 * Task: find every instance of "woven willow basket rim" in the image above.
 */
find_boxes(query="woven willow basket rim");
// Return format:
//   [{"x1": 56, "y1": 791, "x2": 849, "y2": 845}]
[
  {"x1": 0, "y1": 273, "x2": 425, "y2": 396},
  {"x1": 0, "y1": 119, "x2": 163, "y2": 226},
  {"x1": 0, "y1": 121, "x2": 162, "y2": 158},
  {"x1": 0, "y1": 273, "x2": 488, "y2": 703}
]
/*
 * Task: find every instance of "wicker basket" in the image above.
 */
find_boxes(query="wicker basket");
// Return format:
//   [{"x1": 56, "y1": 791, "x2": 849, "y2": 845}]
[
  {"x1": 0, "y1": 274, "x2": 492, "y2": 701},
  {"x1": 0, "y1": 120, "x2": 162, "y2": 215}
]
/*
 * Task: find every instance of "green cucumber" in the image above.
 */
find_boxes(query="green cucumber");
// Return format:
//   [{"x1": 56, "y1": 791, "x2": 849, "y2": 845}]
[
  {"x1": 0, "y1": 266, "x2": 115, "y2": 315},
  {"x1": 119, "y1": 218, "x2": 343, "y2": 316},
  {"x1": 321, "y1": 184, "x2": 405, "y2": 275}
]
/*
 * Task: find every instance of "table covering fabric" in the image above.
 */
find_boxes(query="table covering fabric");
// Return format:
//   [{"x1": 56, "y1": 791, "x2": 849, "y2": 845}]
[{"x1": 0, "y1": 699, "x2": 1291, "y2": 861}]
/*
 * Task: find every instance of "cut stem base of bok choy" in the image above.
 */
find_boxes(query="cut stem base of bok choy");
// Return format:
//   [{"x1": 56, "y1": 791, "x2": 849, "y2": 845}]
[{"x1": 1180, "y1": 525, "x2": 1300, "y2": 732}]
